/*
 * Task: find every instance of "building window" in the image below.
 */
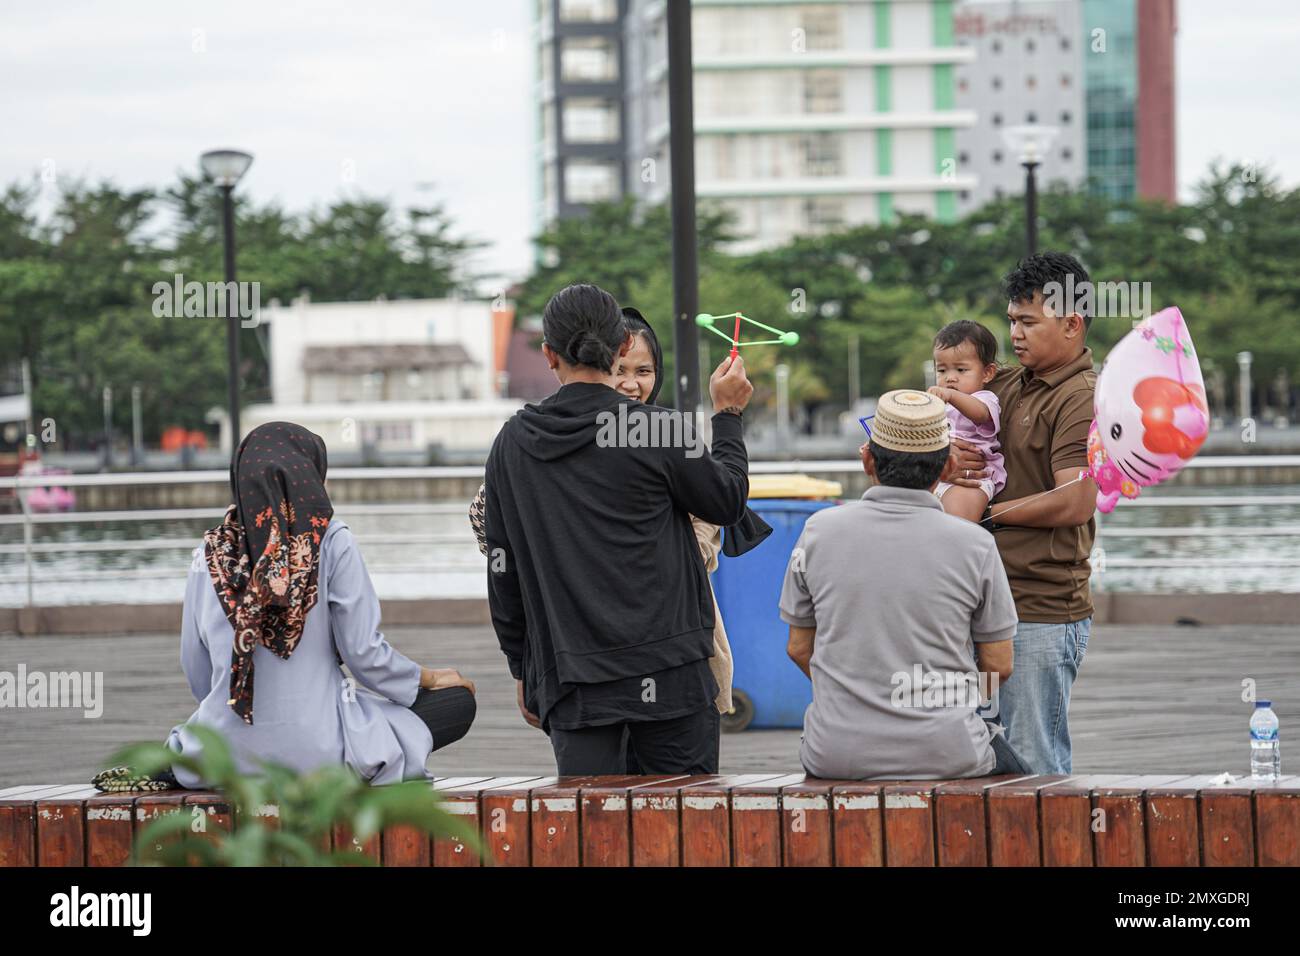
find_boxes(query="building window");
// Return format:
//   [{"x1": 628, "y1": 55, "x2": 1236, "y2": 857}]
[
  {"x1": 714, "y1": 135, "x2": 737, "y2": 179},
  {"x1": 1061, "y1": 73, "x2": 1072, "y2": 88},
  {"x1": 801, "y1": 133, "x2": 842, "y2": 177},
  {"x1": 991, "y1": 39, "x2": 1001, "y2": 54},
  {"x1": 802, "y1": 8, "x2": 842, "y2": 50},
  {"x1": 959, "y1": 190, "x2": 970, "y2": 201},
  {"x1": 564, "y1": 159, "x2": 620, "y2": 203},
  {"x1": 1062, "y1": 147, "x2": 1074, "y2": 161},
  {"x1": 560, "y1": 36, "x2": 618, "y2": 83},
  {"x1": 992, "y1": 112, "x2": 1003, "y2": 127},
  {"x1": 1061, "y1": 110, "x2": 1072, "y2": 124},
  {"x1": 804, "y1": 197, "x2": 845, "y2": 230},
  {"x1": 958, "y1": 151, "x2": 969, "y2": 165},
  {"x1": 562, "y1": 98, "x2": 620, "y2": 143},
  {"x1": 994, "y1": 187, "x2": 1005, "y2": 199},
  {"x1": 958, "y1": 77, "x2": 968, "y2": 93},
  {"x1": 992, "y1": 75, "x2": 1002, "y2": 90},
  {"x1": 558, "y1": 0, "x2": 616, "y2": 22},
  {"x1": 1061, "y1": 36, "x2": 1071, "y2": 51},
  {"x1": 1026, "y1": 111, "x2": 1037, "y2": 123},
  {"x1": 803, "y1": 71, "x2": 842, "y2": 113},
  {"x1": 992, "y1": 150, "x2": 1003, "y2": 164},
  {"x1": 1026, "y1": 75, "x2": 1037, "y2": 90},
  {"x1": 1026, "y1": 38, "x2": 1036, "y2": 53}
]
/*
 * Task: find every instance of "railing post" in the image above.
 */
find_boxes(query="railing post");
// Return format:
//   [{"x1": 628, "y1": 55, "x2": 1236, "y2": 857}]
[{"x1": 19, "y1": 480, "x2": 34, "y2": 607}]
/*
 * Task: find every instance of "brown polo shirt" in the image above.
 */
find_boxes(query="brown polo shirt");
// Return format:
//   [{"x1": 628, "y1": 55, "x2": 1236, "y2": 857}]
[{"x1": 987, "y1": 348, "x2": 1097, "y2": 623}]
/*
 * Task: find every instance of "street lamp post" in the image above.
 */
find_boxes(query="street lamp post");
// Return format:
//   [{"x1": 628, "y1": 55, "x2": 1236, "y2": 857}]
[
  {"x1": 199, "y1": 149, "x2": 254, "y2": 452},
  {"x1": 1001, "y1": 125, "x2": 1059, "y2": 257},
  {"x1": 666, "y1": 1, "x2": 700, "y2": 415}
]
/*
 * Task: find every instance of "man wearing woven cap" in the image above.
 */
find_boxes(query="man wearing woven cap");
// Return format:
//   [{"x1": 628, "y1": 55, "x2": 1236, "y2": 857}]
[{"x1": 779, "y1": 389, "x2": 1031, "y2": 780}]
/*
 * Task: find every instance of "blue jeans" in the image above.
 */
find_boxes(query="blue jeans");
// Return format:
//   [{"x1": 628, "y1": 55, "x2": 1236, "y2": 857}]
[{"x1": 993, "y1": 617, "x2": 1092, "y2": 774}]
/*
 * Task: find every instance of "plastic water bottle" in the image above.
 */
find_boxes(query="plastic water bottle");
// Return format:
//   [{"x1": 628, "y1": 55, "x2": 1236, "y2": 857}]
[{"x1": 1250, "y1": 700, "x2": 1280, "y2": 780}]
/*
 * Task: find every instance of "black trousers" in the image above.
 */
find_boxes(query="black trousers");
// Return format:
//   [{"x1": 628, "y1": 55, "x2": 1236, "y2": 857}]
[
  {"x1": 550, "y1": 707, "x2": 719, "y2": 775},
  {"x1": 410, "y1": 686, "x2": 477, "y2": 752}
]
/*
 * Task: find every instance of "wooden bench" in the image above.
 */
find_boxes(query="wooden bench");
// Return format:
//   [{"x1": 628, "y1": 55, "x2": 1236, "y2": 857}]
[{"x1": 3, "y1": 774, "x2": 1298, "y2": 867}]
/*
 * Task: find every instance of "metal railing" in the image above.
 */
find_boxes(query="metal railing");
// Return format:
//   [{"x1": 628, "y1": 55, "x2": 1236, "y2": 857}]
[{"x1": 2, "y1": 456, "x2": 1299, "y2": 606}]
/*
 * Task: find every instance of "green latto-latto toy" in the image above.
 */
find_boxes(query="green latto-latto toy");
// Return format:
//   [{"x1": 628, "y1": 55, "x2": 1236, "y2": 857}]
[{"x1": 695, "y1": 312, "x2": 799, "y2": 359}]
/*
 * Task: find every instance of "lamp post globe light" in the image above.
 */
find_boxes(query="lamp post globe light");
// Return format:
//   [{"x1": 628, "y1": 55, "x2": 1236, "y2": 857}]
[
  {"x1": 1000, "y1": 125, "x2": 1059, "y2": 257},
  {"x1": 199, "y1": 148, "x2": 253, "y2": 453}
]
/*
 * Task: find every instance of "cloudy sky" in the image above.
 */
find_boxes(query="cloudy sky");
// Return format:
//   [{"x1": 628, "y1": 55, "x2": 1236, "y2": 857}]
[{"x1": 1, "y1": 1, "x2": 1294, "y2": 286}]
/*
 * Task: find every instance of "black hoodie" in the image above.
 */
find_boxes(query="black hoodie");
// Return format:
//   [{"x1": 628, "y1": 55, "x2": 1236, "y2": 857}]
[{"x1": 484, "y1": 381, "x2": 749, "y2": 726}]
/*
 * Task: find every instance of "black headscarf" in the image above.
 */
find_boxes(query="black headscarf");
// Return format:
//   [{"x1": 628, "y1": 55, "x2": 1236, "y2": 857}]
[
  {"x1": 620, "y1": 308, "x2": 772, "y2": 557},
  {"x1": 202, "y1": 422, "x2": 335, "y2": 724}
]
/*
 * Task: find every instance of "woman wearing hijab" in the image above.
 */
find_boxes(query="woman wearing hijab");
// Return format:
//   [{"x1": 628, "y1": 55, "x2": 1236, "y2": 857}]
[
  {"x1": 164, "y1": 421, "x2": 476, "y2": 788},
  {"x1": 483, "y1": 283, "x2": 755, "y2": 775}
]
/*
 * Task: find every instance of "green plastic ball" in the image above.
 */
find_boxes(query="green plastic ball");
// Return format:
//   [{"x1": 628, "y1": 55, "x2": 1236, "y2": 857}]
[
  {"x1": 695, "y1": 313, "x2": 715, "y2": 327},
  {"x1": 780, "y1": 331, "x2": 800, "y2": 346}
]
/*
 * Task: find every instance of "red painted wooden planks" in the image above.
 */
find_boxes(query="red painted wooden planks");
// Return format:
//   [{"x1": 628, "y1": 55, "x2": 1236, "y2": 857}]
[
  {"x1": 1198, "y1": 775, "x2": 1262, "y2": 867},
  {"x1": 986, "y1": 775, "x2": 1071, "y2": 866},
  {"x1": 0, "y1": 785, "x2": 90, "y2": 867},
  {"x1": 432, "y1": 777, "x2": 541, "y2": 867},
  {"x1": 429, "y1": 776, "x2": 497, "y2": 867},
  {"x1": 1254, "y1": 776, "x2": 1300, "y2": 867},
  {"x1": 36, "y1": 787, "x2": 102, "y2": 867},
  {"x1": 86, "y1": 792, "x2": 145, "y2": 867},
  {"x1": 933, "y1": 776, "x2": 1028, "y2": 866},
  {"x1": 132, "y1": 790, "x2": 191, "y2": 865},
  {"x1": 183, "y1": 792, "x2": 234, "y2": 863},
  {"x1": 1196, "y1": 774, "x2": 1300, "y2": 867},
  {"x1": 629, "y1": 775, "x2": 725, "y2": 867},
  {"x1": 1039, "y1": 775, "x2": 1145, "y2": 867},
  {"x1": 782, "y1": 778, "x2": 846, "y2": 867},
  {"x1": 881, "y1": 781, "x2": 939, "y2": 867},
  {"x1": 580, "y1": 776, "x2": 687, "y2": 867},
  {"x1": 1145, "y1": 775, "x2": 1206, "y2": 867},
  {"x1": 530, "y1": 776, "x2": 617, "y2": 867},
  {"x1": 482, "y1": 777, "x2": 556, "y2": 867},
  {"x1": 1091, "y1": 775, "x2": 1191, "y2": 868},
  {"x1": 730, "y1": 774, "x2": 805, "y2": 867},
  {"x1": 831, "y1": 782, "x2": 884, "y2": 867},
  {"x1": 680, "y1": 774, "x2": 788, "y2": 867}
]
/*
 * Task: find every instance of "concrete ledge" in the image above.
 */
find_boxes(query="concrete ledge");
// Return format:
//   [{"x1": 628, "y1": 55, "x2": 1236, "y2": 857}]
[
  {"x1": 2, "y1": 593, "x2": 1297, "y2": 635},
  {"x1": 0, "y1": 599, "x2": 491, "y2": 636}
]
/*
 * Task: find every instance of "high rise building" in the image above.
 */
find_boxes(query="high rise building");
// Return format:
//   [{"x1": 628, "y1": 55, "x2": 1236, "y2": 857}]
[
  {"x1": 952, "y1": 0, "x2": 1175, "y2": 210},
  {"x1": 536, "y1": 1, "x2": 977, "y2": 252}
]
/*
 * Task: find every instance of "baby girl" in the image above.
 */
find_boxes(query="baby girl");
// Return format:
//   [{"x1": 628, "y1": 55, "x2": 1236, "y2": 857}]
[{"x1": 927, "y1": 320, "x2": 1006, "y2": 522}]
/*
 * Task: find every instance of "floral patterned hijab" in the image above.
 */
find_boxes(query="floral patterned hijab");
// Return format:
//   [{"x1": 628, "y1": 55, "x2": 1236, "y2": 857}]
[{"x1": 203, "y1": 422, "x2": 334, "y2": 724}]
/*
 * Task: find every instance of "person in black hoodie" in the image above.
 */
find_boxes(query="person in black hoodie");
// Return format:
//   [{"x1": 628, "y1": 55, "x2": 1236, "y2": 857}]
[{"x1": 484, "y1": 283, "x2": 754, "y2": 774}]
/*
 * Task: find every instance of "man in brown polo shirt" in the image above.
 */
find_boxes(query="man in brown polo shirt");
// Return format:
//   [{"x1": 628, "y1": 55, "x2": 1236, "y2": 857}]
[{"x1": 951, "y1": 252, "x2": 1099, "y2": 773}]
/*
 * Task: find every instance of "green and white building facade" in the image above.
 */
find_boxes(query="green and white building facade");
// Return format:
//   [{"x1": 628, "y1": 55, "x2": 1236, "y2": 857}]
[{"x1": 536, "y1": 0, "x2": 976, "y2": 252}]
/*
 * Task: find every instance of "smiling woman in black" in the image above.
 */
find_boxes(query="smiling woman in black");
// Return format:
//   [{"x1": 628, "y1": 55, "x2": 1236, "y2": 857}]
[{"x1": 484, "y1": 283, "x2": 754, "y2": 774}]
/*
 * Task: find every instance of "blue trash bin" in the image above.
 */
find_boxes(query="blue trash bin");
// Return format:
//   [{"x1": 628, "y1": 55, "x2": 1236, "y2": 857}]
[{"x1": 713, "y1": 498, "x2": 839, "y2": 731}]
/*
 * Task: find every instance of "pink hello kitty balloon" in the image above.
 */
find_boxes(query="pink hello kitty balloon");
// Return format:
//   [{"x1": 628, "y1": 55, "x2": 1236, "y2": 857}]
[{"x1": 1087, "y1": 307, "x2": 1208, "y2": 513}]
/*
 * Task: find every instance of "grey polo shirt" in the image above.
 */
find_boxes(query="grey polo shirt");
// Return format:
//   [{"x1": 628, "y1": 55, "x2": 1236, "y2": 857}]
[{"x1": 779, "y1": 485, "x2": 1018, "y2": 780}]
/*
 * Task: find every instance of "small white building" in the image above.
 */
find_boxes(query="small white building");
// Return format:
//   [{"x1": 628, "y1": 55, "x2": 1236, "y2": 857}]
[{"x1": 232, "y1": 295, "x2": 523, "y2": 457}]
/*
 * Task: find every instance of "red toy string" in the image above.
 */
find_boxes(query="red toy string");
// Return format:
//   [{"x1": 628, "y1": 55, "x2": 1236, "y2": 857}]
[{"x1": 731, "y1": 314, "x2": 741, "y2": 359}]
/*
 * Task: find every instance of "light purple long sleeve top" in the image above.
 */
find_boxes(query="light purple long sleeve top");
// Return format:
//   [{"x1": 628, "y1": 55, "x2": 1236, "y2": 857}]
[{"x1": 165, "y1": 520, "x2": 433, "y2": 787}]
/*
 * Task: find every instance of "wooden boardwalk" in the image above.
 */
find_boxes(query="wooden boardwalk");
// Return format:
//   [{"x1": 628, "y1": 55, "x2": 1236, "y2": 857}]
[{"x1": 0, "y1": 623, "x2": 1294, "y2": 786}]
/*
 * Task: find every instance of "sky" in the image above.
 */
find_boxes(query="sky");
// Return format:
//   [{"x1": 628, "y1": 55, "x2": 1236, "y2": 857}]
[{"x1": 1, "y1": 1, "x2": 1296, "y2": 288}]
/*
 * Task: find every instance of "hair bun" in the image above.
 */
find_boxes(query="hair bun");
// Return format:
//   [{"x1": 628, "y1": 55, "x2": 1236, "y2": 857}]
[{"x1": 571, "y1": 331, "x2": 614, "y2": 368}]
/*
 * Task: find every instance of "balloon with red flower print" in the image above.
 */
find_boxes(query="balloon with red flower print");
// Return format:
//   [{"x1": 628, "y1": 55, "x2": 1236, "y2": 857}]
[{"x1": 1087, "y1": 306, "x2": 1209, "y2": 513}]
